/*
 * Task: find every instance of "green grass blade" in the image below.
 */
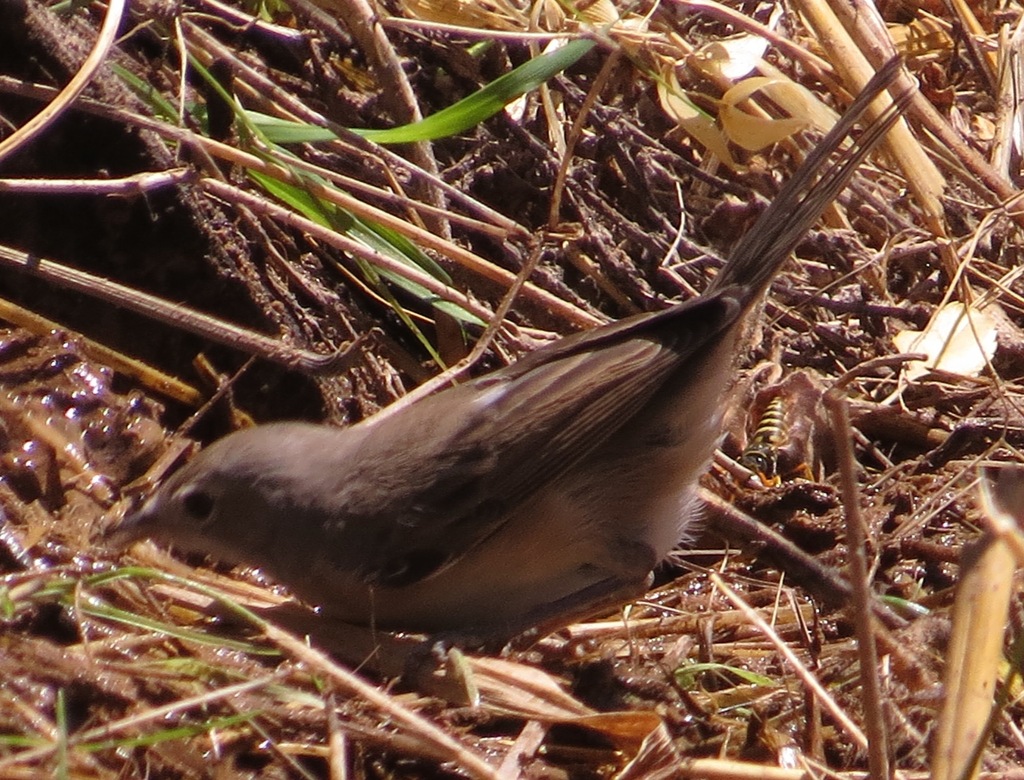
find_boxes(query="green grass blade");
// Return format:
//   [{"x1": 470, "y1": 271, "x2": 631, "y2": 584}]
[
  {"x1": 111, "y1": 63, "x2": 184, "y2": 124},
  {"x1": 247, "y1": 112, "x2": 337, "y2": 144},
  {"x1": 675, "y1": 662, "x2": 777, "y2": 690},
  {"x1": 250, "y1": 169, "x2": 483, "y2": 330},
  {"x1": 55, "y1": 689, "x2": 69, "y2": 780},
  {"x1": 82, "y1": 712, "x2": 260, "y2": 752},
  {"x1": 355, "y1": 38, "x2": 595, "y2": 143},
  {"x1": 252, "y1": 38, "x2": 596, "y2": 145}
]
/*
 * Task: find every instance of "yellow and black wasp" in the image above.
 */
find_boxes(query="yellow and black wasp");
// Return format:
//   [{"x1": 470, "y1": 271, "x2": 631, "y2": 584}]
[
  {"x1": 738, "y1": 396, "x2": 786, "y2": 487},
  {"x1": 738, "y1": 376, "x2": 823, "y2": 487}
]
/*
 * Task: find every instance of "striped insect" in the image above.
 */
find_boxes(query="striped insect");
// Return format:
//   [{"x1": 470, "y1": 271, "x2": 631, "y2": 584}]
[{"x1": 738, "y1": 396, "x2": 787, "y2": 487}]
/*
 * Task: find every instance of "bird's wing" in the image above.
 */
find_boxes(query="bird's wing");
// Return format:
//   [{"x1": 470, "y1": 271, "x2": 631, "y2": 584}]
[
  {"x1": 342, "y1": 56, "x2": 913, "y2": 589},
  {"x1": 343, "y1": 292, "x2": 742, "y2": 587}
]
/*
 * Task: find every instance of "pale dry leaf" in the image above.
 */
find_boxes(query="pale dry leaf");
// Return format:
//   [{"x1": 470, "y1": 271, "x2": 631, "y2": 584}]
[
  {"x1": 656, "y1": 64, "x2": 739, "y2": 168},
  {"x1": 720, "y1": 77, "x2": 811, "y2": 151},
  {"x1": 400, "y1": 0, "x2": 526, "y2": 30},
  {"x1": 576, "y1": 0, "x2": 619, "y2": 26},
  {"x1": 691, "y1": 35, "x2": 770, "y2": 82},
  {"x1": 690, "y1": 5, "x2": 782, "y2": 82},
  {"x1": 893, "y1": 301, "x2": 998, "y2": 380},
  {"x1": 888, "y1": 15, "x2": 953, "y2": 60}
]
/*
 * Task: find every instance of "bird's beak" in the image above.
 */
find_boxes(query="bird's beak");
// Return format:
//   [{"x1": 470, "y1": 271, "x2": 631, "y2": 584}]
[{"x1": 103, "y1": 499, "x2": 157, "y2": 549}]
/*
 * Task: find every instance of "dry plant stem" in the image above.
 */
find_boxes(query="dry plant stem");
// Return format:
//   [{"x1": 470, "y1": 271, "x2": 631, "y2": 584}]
[
  {"x1": 325, "y1": 693, "x2": 349, "y2": 780},
  {"x1": 0, "y1": 674, "x2": 278, "y2": 770},
  {"x1": 888, "y1": 454, "x2": 991, "y2": 542},
  {"x1": 669, "y1": 0, "x2": 835, "y2": 81},
  {"x1": 194, "y1": 0, "x2": 308, "y2": 44},
  {"x1": 180, "y1": 355, "x2": 258, "y2": 434},
  {"x1": 269, "y1": 133, "x2": 521, "y2": 237},
  {"x1": 699, "y1": 486, "x2": 904, "y2": 628},
  {"x1": 699, "y1": 489, "x2": 847, "y2": 603},
  {"x1": 260, "y1": 622, "x2": 500, "y2": 780},
  {"x1": 321, "y1": 137, "x2": 524, "y2": 236},
  {"x1": 566, "y1": 602, "x2": 817, "y2": 644},
  {"x1": 0, "y1": 244, "x2": 353, "y2": 375},
  {"x1": 285, "y1": 0, "x2": 450, "y2": 238},
  {"x1": 194, "y1": 148, "x2": 597, "y2": 326},
  {"x1": 0, "y1": 74, "x2": 598, "y2": 325},
  {"x1": 0, "y1": 0, "x2": 125, "y2": 165},
  {"x1": 823, "y1": 0, "x2": 1024, "y2": 227},
  {"x1": 114, "y1": 438, "x2": 194, "y2": 516},
  {"x1": 930, "y1": 468, "x2": 1020, "y2": 780},
  {"x1": 0, "y1": 76, "x2": 561, "y2": 315},
  {"x1": 166, "y1": 19, "x2": 507, "y2": 240},
  {"x1": 467, "y1": 657, "x2": 594, "y2": 719},
  {"x1": 711, "y1": 574, "x2": 872, "y2": 755},
  {"x1": 990, "y1": 23, "x2": 1024, "y2": 179},
  {"x1": 175, "y1": 19, "x2": 519, "y2": 236},
  {"x1": 179, "y1": 38, "x2": 518, "y2": 239},
  {"x1": 794, "y1": 0, "x2": 947, "y2": 237},
  {"x1": 175, "y1": 19, "x2": 454, "y2": 229},
  {"x1": 548, "y1": 47, "x2": 620, "y2": 229},
  {"x1": 497, "y1": 720, "x2": 547, "y2": 779},
  {"x1": 380, "y1": 17, "x2": 576, "y2": 42},
  {"x1": 676, "y1": 762, "x2": 1021, "y2": 780},
  {"x1": 680, "y1": 758, "x2": 836, "y2": 779},
  {"x1": 301, "y1": 152, "x2": 510, "y2": 238},
  {"x1": 199, "y1": 177, "x2": 493, "y2": 320},
  {"x1": 969, "y1": 255, "x2": 1024, "y2": 315},
  {"x1": 932, "y1": 537, "x2": 1014, "y2": 780},
  {"x1": 822, "y1": 391, "x2": 892, "y2": 780},
  {"x1": 917, "y1": 96, "x2": 1022, "y2": 218},
  {"x1": 0, "y1": 296, "x2": 204, "y2": 407},
  {"x1": 369, "y1": 239, "x2": 546, "y2": 422},
  {"x1": 245, "y1": 720, "x2": 323, "y2": 778},
  {"x1": 0, "y1": 169, "x2": 191, "y2": 195},
  {"x1": 947, "y1": 0, "x2": 998, "y2": 93},
  {"x1": 977, "y1": 464, "x2": 1024, "y2": 566}
]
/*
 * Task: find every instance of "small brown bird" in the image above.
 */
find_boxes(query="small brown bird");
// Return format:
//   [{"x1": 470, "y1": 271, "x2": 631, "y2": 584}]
[{"x1": 108, "y1": 60, "x2": 908, "y2": 635}]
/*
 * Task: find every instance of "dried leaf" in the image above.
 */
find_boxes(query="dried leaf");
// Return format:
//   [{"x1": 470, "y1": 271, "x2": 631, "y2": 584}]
[
  {"x1": 893, "y1": 301, "x2": 998, "y2": 380},
  {"x1": 691, "y1": 35, "x2": 770, "y2": 81},
  {"x1": 657, "y1": 64, "x2": 738, "y2": 168},
  {"x1": 720, "y1": 77, "x2": 810, "y2": 151}
]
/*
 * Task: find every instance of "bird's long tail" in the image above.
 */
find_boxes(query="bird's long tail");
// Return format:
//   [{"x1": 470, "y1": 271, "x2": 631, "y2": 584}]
[{"x1": 709, "y1": 57, "x2": 913, "y2": 296}]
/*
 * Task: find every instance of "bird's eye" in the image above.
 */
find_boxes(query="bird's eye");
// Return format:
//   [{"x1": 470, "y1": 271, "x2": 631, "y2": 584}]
[{"x1": 179, "y1": 488, "x2": 216, "y2": 522}]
